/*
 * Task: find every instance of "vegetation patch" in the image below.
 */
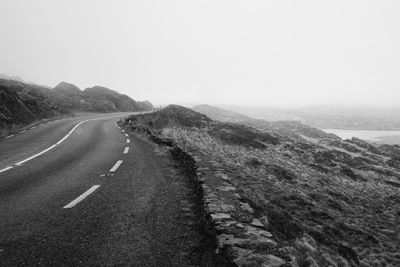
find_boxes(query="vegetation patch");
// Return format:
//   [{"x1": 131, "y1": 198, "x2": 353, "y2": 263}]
[{"x1": 127, "y1": 105, "x2": 400, "y2": 267}]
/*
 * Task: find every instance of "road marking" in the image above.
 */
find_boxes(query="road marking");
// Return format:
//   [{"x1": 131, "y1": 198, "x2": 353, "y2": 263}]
[
  {"x1": 5, "y1": 135, "x2": 14, "y2": 139},
  {"x1": 123, "y1": 147, "x2": 129, "y2": 154},
  {"x1": 63, "y1": 185, "x2": 100, "y2": 209},
  {"x1": 20, "y1": 130, "x2": 26, "y2": 133},
  {"x1": 110, "y1": 160, "x2": 123, "y2": 172},
  {"x1": 15, "y1": 144, "x2": 58, "y2": 166},
  {"x1": 0, "y1": 166, "x2": 13, "y2": 172},
  {"x1": 121, "y1": 129, "x2": 125, "y2": 132},
  {"x1": 30, "y1": 126, "x2": 36, "y2": 129},
  {"x1": 0, "y1": 114, "x2": 126, "y2": 174},
  {"x1": 126, "y1": 139, "x2": 130, "y2": 144},
  {"x1": 124, "y1": 133, "x2": 128, "y2": 137}
]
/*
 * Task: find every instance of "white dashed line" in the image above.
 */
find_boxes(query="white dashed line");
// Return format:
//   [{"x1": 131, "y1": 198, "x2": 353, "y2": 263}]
[
  {"x1": 124, "y1": 134, "x2": 128, "y2": 137},
  {"x1": 63, "y1": 185, "x2": 100, "y2": 209},
  {"x1": 126, "y1": 139, "x2": 130, "y2": 144},
  {"x1": 109, "y1": 160, "x2": 123, "y2": 172},
  {"x1": 121, "y1": 130, "x2": 125, "y2": 133},
  {"x1": 123, "y1": 147, "x2": 129, "y2": 154},
  {"x1": 20, "y1": 130, "x2": 26, "y2": 133},
  {"x1": 5, "y1": 135, "x2": 14, "y2": 139},
  {"x1": 30, "y1": 126, "x2": 36, "y2": 129}
]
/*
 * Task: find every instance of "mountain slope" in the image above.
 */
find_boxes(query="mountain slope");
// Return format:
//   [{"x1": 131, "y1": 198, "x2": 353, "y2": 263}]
[
  {"x1": 0, "y1": 79, "x2": 59, "y2": 130},
  {"x1": 0, "y1": 78, "x2": 153, "y2": 132}
]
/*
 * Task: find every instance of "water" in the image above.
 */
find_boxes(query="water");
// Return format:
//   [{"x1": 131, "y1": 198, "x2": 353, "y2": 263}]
[{"x1": 323, "y1": 129, "x2": 400, "y2": 145}]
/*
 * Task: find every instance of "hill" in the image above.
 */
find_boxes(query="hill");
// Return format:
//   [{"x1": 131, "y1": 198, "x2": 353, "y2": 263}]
[
  {"x1": 192, "y1": 104, "x2": 338, "y2": 142},
  {"x1": 124, "y1": 104, "x2": 400, "y2": 266},
  {"x1": 0, "y1": 79, "x2": 59, "y2": 131},
  {"x1": 217, "y1": 104, "x2": 400, "y2": 131},
  {"x1": 192, "y1": 104, "x2": 256, "y2": 123},
  {"x1": 0, "y1": 73, "x2": 25, "y2": 83},
  {"x1": 0, "y1": 78, "x2": 153, "y2": 133}
]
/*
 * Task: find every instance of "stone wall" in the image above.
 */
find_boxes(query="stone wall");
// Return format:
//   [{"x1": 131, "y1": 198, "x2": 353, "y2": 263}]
[{"x1": 133, "y1": 126, "x2": 293, "y2": 267}]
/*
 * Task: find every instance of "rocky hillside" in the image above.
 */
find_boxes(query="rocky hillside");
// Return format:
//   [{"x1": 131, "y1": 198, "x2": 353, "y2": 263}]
[
  {"x1": 53, "y1": 82, "x2": 153, "y2": 113},
  {"x1": 0, "y1": 79, "x2": 59, "y2": 130},
  {"x1": 0, "y1": 78, "x2": 153, "y2": 131},
  {"x1": 125, "y1": 105, "x2": 400, "y2": 267}
]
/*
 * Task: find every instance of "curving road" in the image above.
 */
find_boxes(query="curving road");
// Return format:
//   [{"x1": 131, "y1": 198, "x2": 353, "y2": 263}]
[{"x1": 0, "y1": 113, "x2": 203, "y2": 266}]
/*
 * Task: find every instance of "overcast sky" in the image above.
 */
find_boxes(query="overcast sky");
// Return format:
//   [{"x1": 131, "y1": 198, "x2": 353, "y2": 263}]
[{"x1": 0, "y1": 0, "x2": 399, "y2": 107}]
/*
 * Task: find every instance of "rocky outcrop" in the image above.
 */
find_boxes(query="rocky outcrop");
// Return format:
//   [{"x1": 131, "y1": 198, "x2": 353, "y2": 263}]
[
  {"x1": 54, "y1": 83, "x2": 154, "y2": 113},
  {"x1": 0, "y1": 78, "x2": 153, "y2": 132},
  {"x1": 0, "y1": 79, "x2": 59, "y2": 130}
]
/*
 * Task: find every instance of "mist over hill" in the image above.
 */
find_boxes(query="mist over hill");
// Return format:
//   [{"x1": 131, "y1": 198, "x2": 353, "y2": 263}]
[
  {"x1": 0, "y1": 77, "x2": 153, "y2": 131},
  {"x1": 218, "y1": 104, "x2": 400, "y2": 131},
  {"x1": 192, "y1": 104, "x2": 339, "y2": 143}
]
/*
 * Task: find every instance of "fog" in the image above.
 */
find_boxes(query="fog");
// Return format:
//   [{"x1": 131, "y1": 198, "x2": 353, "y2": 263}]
[{"x1": 0, "y1": 0, "x2": 399, "y2": 107}]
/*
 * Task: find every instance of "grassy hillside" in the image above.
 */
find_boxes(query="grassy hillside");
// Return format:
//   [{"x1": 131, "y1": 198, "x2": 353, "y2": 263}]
[{"x1": 127, "y1": 105, "x2": 400, "y2": 267}]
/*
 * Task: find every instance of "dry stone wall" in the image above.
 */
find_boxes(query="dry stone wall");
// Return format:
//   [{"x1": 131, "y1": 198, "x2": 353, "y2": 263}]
[{"x1": 142, "y1": 127, "x2": 294, "y2": 267}]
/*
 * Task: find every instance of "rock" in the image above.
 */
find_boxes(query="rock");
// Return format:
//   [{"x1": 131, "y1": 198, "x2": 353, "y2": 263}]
[
  {"x1": 235, "y1": 193, "x2": 242, "y2": 199},
  {"x1": 251, "y1": 218, "x2": 265, "y2": 229},
  {"x1": 240, "y1": 202, "x2": 255, "y2": 214},
  {"x1": 261, "y1": 231, "x2": 273, "y2": 238},
  {"x1": 210, "y1": 213, "x2": 232, "y2": 222},
  {"x1": 260, "y1": 216, "x2": 269, "y2": 228},
  {"x1": 220, "y1": 173, "x2": 231, "y2": 181},
  {"x1": 236, "y1": 223, "x2": 245, "y2": 229},
  {"x1": 232, "y1": 210, "x2": 254, "y2": 223},
  {"x1": 209, "y1": 203, "x2": 235, "y2": 213},
  {"x1": 218, "y1": 185, "x2": 236, "y2": 192},
  {"x1": 261, "y1": 255, "x2": 286, "y2": 267},
  {"x1": 217, "y1": 234, "x2": 246, "y2": 248},
  {"x1": 244, "y1": 225, "x2": 277, "y2": 246}
]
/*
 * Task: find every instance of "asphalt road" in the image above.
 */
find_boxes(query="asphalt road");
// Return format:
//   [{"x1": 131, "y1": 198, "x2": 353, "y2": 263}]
[{"x1": 0, "y1": 114, "x2": 204, "y2": 266}]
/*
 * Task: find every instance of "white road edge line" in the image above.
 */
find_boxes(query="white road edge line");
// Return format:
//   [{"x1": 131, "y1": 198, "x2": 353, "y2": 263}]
[
  {"x1": 123, "y1": 147, "x2": 129, "y2": 154},
  {"x1": 126, "y1": 139, "x2": 130, "y2": 144},
  {"x1": 0, "y1": 114, "x2": 125, "y2": 174},
  {"x1": 0, "y1": 166, "x2": 13, "y2": 172},
  {"x1": 63, "y1": 185, "x2": 100, "y2": 209},
  {"x1": 5, "y1": 135, "x2": 14, "y2": 139},
  {"x1": 110, "y1": 160, "x2": 123, "y2": 172}
]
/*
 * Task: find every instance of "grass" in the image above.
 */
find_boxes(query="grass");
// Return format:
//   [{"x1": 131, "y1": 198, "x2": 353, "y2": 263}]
[{"x1": 161, "y1": 126, "x2": 400, "y2": 267}]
